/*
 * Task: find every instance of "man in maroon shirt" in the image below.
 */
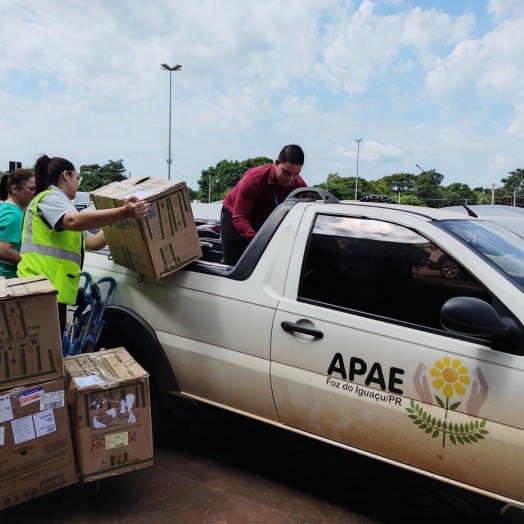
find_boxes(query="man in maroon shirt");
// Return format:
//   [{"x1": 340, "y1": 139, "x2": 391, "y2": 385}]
[{"x1": 221, "y1": 144, "x2": 307, "y2": 266}]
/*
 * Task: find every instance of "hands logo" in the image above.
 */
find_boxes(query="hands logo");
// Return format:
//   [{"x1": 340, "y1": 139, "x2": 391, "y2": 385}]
[{"x1": 408, "y1": 357, "x2": 489, "y2": 447}]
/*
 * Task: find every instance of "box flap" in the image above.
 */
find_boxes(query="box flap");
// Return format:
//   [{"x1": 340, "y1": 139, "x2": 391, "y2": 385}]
[
  {"x1": 91, "y1": 176, "x2": 185, "y2": 201},
  {"x1": 0, "y1": 275, "x2": 58, "y2": 299},
  {"x1": 64, "y1": 347, "x2": 148, "y2": 391}
]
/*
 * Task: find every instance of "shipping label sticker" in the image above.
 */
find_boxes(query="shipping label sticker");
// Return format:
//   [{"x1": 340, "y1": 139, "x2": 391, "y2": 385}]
[
  {"x1": 40, "y1": 390, "x2": 65, "y2": 411},
  {"x1": 74, "y1": 375, "x2": 104, "y2": 388},
  {"x1": 105, "y1": 431, "x2": 129, "y2": 450},
  {"x1": 11, "y1": 414, "x2": 36, "y2": 445},
  {"x1": 33, "y1": 409, "x2": 56, "y2": 438},
  {"x1": 0, "y1": 426, "x2": 4, "y2": 446},
  {"x1": 0, "y1": 394, "x2": 14, "y2": 423},
  {"x1": 129, "y1": 190, "x2": 151, "y2": 200},
  {"x1": 18, "y1": 386, "x2": 44, "y2": 407}
]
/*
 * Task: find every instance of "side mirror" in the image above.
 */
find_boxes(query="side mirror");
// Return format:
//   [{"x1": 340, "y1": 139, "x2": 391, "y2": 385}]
[{"x1": 440, "y1": 297, "x2": 510, "y2": 337}]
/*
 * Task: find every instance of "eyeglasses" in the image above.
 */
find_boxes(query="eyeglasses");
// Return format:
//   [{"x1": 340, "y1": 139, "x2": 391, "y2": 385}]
[
  {"x1": 67, "y1": 171, "x2": 82, "y2": 185},
  {"x1": 17, "y1": 185, "x2": 36, "y2": 192}
]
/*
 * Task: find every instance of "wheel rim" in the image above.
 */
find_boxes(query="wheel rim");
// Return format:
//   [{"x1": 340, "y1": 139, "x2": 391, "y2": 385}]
[{"x1": 441, "y1": 260, "x2": 459, "y2": 278}]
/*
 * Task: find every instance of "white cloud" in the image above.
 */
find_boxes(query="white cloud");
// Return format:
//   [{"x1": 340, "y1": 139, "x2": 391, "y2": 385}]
[
  {"x1": 490, "y1": 153, "x2": 514, "y2": 171},
  {"x1": 337, "y1": 140, "x2": 404, "y2": 162},
  {"x1": 0, "y1": 0, "x2": 523, "y2": 191},
  {"x1": 487, "y1": 0, "x2": 524, "y2": 22}
]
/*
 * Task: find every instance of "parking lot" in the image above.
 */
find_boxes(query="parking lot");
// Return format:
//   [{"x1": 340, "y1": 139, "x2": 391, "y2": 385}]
[{"x1": 3, "y1": 405, "x2": 511, "y2": 524}]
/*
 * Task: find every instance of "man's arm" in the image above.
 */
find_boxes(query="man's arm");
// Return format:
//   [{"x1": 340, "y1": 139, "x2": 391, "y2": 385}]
[{"x1": 231, "y1": 177, "x2": 258, "y2": 241}]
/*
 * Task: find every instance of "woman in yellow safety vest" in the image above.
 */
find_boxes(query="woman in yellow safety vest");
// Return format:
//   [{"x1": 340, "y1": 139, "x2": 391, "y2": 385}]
[{"x1": 18, "y1": 154, "x2": 149, "y2": 334}]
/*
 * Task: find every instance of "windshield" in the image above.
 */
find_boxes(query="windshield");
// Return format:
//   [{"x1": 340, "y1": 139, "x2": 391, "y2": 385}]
[{"x1": 436, "y1": 220, "x2": 524, "y2": 287}]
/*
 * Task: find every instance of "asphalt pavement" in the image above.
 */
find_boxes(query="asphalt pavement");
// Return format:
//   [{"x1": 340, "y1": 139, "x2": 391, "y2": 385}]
[{"x1": 2, "y1": 406, "x2": 511, "y2": 524}]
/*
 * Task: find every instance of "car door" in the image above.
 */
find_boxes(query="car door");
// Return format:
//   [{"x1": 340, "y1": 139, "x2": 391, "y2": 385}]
[{"x1": 270, "y1": 205, "x2": 524, "y2": 503}]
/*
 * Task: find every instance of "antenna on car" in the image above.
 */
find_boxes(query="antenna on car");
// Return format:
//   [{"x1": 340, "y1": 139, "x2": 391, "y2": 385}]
[{"x1": 462, "y1": 204, "x2": 478, "y2": 218}]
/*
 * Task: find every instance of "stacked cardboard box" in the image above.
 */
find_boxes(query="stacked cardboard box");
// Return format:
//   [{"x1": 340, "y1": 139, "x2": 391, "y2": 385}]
[
  {"x1": 64, "y1": 347, "x2": 153, "y2": 482},
  {"x1": 91, "y1": 176, "x2": 202, "y2": 279},
  {"x1": 0, "y1": 276, "x2": 77, "y2": 511}
]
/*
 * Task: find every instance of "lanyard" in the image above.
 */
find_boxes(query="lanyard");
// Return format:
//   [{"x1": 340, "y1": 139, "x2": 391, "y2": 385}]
[{"x1": 274, "y1": 192, "x2": 279, "y2": 207}]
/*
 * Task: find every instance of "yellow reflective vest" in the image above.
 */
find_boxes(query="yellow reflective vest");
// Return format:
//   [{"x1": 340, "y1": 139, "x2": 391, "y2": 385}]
[{"x1": 18, "y1": 190, "x2": 84, "y2": 305}]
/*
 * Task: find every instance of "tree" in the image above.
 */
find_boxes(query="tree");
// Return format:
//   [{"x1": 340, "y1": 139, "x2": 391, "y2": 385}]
[
  {"x1": 317, "y1": 173, "x2": 357, "y2": 200},
  {"x1": 501, "y1": 168, "x2": 524, "y2": 192},
  {"x1": 442, "y1": 182, "x2": 477, "y2": 206},
  {"x1": 79, "y1": 159, "x2": 127, "y2": 192},
  {"x1": 381, "y1": 173, "x2": 417, "y2": 193},
  {"x1": 413, "y1": 169, "x2": 445, "y2": 207},
  {"x1": 399, "y1": 194, "x2": 425, "y2": 206},
  {"x1": 316, "y1": 174, "x2": 365, "y2": 200},
  {"x1": 197, "y1": 157, "x2": 273, "y2": 203},
  {"x1": 186, "y1": 186, "x2": 199, "y2": 202},
  {"x1": 500, "y1": 168, "x2": 524, "y2": 207}
]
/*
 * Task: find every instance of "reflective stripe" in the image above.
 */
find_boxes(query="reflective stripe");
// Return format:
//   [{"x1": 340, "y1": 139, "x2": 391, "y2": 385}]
[
  {"x1": 20, "y1": 242, "x2": 82, "y2": 265},
  {"x1": 24, "y1": 198, "x2": 37, "y2": 241},
  {"x1": 21, "y1": 192, "x2": 82, "y2": 265}
]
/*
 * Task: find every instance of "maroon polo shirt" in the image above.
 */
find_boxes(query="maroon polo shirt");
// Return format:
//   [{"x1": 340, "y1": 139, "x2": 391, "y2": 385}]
[{"x1": 223, "y1": 163, "x2": 307, "y2": 241}]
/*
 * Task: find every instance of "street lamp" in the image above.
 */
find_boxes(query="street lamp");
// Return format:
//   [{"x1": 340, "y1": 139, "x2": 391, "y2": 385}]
[
  {"x1": 160, "y1": 63, "x2": 182, "y2": 180},
  {"x1": 354, "y1": 139, "x2": 362, "y2": 201}
]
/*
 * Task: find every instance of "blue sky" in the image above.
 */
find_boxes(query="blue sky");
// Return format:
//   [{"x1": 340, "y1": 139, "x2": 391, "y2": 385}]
[{"x1": 1, "y1": 0, "x2": 524, "y2": 193}]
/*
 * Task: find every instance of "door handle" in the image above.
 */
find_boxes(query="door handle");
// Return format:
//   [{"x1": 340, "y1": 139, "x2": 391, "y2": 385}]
[{"x1": 281, "y1": 321, "x2": 324, "y2": 339}]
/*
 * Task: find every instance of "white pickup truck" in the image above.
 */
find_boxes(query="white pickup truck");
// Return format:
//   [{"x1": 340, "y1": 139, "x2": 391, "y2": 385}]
[{"x1": 83, "y1": 188, "x2": 524, "y2": 517}]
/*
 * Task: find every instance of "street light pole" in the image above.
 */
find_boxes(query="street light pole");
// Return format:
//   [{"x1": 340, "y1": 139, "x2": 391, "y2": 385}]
[
  {"x1": 160, "y1": 63, "x2": 182, "y2": 180},
  {"x1": 354, "y1": 139, "x2": 362, "y2": 201}
]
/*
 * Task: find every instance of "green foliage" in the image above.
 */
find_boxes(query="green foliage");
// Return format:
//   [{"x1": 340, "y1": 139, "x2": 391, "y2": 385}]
[
  {"x1": 186, "y1": 186, "x2": 199, "y2": 202},
  {"x1": 185, "y1": 160, "x2": 524, "y2": 207},
  {"x1": 320, "y1": 173, "x2": 356, "y2": 200},
  {"x1": 501, "y1": 168, "x2": 524, "y2": 193},
  {"x1": 381, "y1": 173, "x2": 417, "y2": 192},
  {"x1": 399, "y1": 194, "x2": 425, "y2": 206},
  {"x1": 413, "y1": 169, "x2": 445, "y2": 207},
  {"x1": 79, "y1": 159, "x2": 127, "y2": 192},
  {"x1": 442, "y1": 182, "x2": 477, "y2": 206},
  {"x1": 197, "y1": 157, "x2": 273, "y2": 203}
]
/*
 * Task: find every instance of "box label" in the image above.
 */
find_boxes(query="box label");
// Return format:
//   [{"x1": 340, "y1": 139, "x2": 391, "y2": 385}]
[
  {"x1": 0, "y1": 393, "x2": 13, "y2": 423},
  {"x1": 0, "y1": 426, "x2": 4, "y2": 445},
  {"x1": 33, "y1": 409, "x2": 57, "y2": 438},
  {"x1": 12, "y1": 414, "x2": 36, "y2": 444},
  {"x1": 19, "y1": 386, "x2": 44, "y2": 407},
  {"x1": 105, "y1": 431, "x2": 129, "y2": 450},
  {"x1": 40, "y1": 390, "x2": 65, "y2": 411},
  {"x1": 74, "y1": 375, "x2": 104, "y2": 388}
]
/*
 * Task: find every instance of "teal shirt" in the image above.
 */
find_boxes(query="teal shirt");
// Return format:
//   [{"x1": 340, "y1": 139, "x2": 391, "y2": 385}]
[{"x1": 0, "y1": 202, "x2": 24, "y2": 278}]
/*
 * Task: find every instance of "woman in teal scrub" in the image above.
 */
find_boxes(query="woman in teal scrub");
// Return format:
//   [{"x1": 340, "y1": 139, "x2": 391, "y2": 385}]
[{"x1": 0, "y1": 169, "x2": 36, "y2": 278}]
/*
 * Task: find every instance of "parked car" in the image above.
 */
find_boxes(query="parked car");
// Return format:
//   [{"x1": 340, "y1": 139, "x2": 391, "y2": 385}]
[
  {"x1": 196, "y1": 221, "x2": 221, "y2": 239},
  {"x1": 443, "y1": 204, "x2": 524, "y2": 237},
  {"x1": 427, "y1": 245, "x2": 464, "y2": 279},
  {"x1": 83, "y1": 188, "x2": 524, "y2": 518}
]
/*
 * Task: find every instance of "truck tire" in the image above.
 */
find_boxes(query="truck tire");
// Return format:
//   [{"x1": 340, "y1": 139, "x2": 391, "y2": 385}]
[{"x1": 96, "y1": 306, "x2": 177, "y2": 431}]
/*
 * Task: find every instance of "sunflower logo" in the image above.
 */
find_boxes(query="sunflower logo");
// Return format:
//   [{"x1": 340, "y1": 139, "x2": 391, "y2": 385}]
[
  {"x1": 407, "y1": 357, "x2": 489, "y2": 447},
  {"x1": 430, "y1": 357, "x2": 470, "y2": 417}
]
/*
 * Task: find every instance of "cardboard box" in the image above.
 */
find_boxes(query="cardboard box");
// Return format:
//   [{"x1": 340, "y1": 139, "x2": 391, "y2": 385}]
[
  {"x1": 91, "y1": 176, "x2": 202, "y2": 279},
  {"x1": 64, "y1": 347, "x2": 153, "y2": 482},
  {"x1": 0, "y1": 378, "x2": 77, "y2": 510},
  {"x1": 0, "y1": 276, "x2": 63, "y2": 392}
]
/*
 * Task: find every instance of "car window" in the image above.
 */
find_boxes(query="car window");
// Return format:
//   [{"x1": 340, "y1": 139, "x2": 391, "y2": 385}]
[
  {"x1": 298, "y1": 214, "x2": 491, "y2": 332},
  {"x1": 436, "y1": 219, "x2": 524, "y2": 289}
]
